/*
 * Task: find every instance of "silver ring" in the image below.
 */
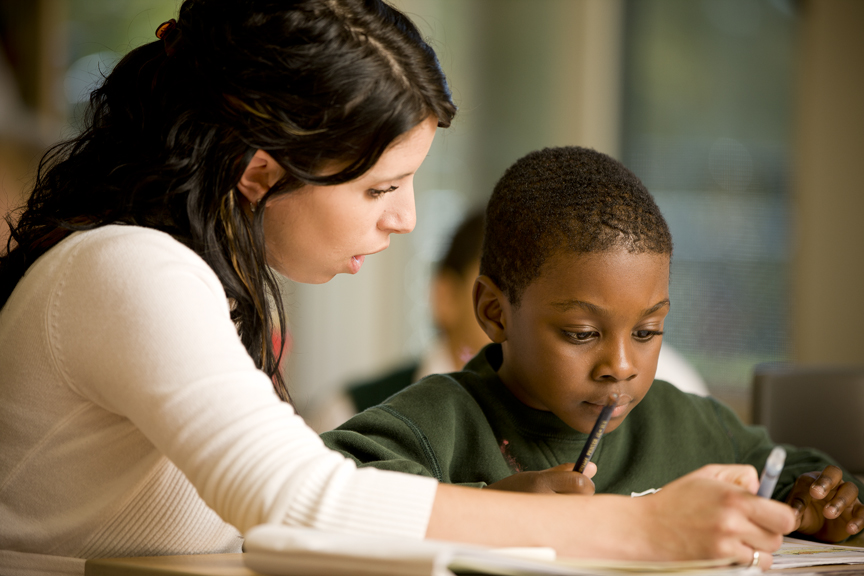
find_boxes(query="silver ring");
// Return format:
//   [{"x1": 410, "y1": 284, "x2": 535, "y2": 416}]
[{"x1": 749, "y1": 550, "x2": 761, "y2": 568}]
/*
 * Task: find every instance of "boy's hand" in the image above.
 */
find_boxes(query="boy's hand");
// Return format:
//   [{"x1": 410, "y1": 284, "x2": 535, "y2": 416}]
[
  {"x1": 787, "y1": 465, "x2": 864, "y2": 542},
  {"x1": 486, "y1": 462, "x2": 596, "y2": 495}
]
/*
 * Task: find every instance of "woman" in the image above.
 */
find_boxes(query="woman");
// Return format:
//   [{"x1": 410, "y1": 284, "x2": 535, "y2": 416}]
[{"x1": 0, "y1": 0, "x2": 794, "y2": 573}]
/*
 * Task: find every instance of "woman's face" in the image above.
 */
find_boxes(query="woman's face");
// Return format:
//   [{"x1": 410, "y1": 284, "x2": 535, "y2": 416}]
[{"x1": 262, "y1": 116, "x2": 438, "y2": 284}]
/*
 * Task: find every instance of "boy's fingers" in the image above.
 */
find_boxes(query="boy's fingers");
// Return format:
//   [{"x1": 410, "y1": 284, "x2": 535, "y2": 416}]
[
  {"x1": 554, "y1": 462, "x2": 597, "y2": 478},
  {"x1": 848, "y1": 501, "x2": 864, "y2": 535},
  {"x1": 788, "y1": 498, "x2": 805, "y2": 531},
  {"x1": 824, "y1": 482, "x2": 857, "y2": 519},
  {"x1": 549, "y1": 471, "x2": 595, "y2": 495},
  {"x1": 810, "y1": 465, "x2": 843, "y2": 499}
]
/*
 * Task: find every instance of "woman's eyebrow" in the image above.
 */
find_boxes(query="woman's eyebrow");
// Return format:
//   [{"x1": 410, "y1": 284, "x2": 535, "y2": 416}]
[{"x1": 365, "y1": 170, "x2": 413, "y2": 184}]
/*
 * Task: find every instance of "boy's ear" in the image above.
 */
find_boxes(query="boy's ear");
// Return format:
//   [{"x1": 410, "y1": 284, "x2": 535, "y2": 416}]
[
  {"x1": 236, "y1": 149, "x2": 287, "y2": 204},
  {"x1": 473, "y1": 275, "x2": 508, "y2": 343}
]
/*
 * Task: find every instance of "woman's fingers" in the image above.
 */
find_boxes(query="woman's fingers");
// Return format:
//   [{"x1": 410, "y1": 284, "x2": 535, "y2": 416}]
[
  {"x1": 687, "y1": 463, "x2": 760, "y2": 494},
  {"x1": 636, "y1": 473, "x2": 794, "y2": 564}
]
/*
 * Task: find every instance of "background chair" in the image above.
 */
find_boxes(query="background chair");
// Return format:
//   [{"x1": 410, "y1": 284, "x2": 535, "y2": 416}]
[{"x1": 751, "y1": 364, "x2": 864, "y2": 477}]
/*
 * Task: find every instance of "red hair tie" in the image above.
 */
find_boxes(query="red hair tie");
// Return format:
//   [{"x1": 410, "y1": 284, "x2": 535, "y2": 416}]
[
  {"x1": 155, "y1": 19, "x2": 176, "y2": 40},
  {"x1": 155, "y1": 19, "x2": 181, "y2": 56}
]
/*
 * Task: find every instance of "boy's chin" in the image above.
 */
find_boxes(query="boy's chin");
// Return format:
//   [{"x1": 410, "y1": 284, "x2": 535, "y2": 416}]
[{"x1": 568, "y1": 408, "x2": 631, "y2": 435}]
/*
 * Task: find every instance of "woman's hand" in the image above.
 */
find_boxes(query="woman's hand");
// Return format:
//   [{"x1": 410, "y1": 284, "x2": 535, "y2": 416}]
[
  {"x1": 787, "y1": 465, "x2": 864, "y2": 542},
  {"x1": 486, "y1": 462, "x2": 597, "y2": 495},
  {"x1": 624, "y1": 465, "x2": 797, "y2": 569},
  {"x1": 683, "y1": 463, "x2": 761, "y2": 494}
]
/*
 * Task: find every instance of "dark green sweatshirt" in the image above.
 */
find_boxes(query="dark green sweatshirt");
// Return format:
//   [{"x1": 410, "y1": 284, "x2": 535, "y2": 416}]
[{"x1": 321, "y1": 344, "x2": 863, "y2": 501}]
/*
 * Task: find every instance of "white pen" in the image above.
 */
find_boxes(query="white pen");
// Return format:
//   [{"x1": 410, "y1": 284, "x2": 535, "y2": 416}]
[{"x1": 757, "y1": 445, "x2": 787, "y2": 498}]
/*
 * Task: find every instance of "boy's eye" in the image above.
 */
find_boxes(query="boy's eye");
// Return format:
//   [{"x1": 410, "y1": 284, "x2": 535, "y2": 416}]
[
  {"x1": 633, "y1": 330, "x2": 664, "y2": 341},
  {"x1": 368, "y1": 185, "x2": 398, "y2": 198},
  {"x1": 563, "y1": 330, "x2": 599, "y2": 343}
]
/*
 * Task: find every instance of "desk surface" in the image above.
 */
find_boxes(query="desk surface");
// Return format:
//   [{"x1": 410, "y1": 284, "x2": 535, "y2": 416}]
[
  {"x1": 85, "y1": 553, "x2": 257, "y2": 576},
  {"x1": 84, "y1": 534, "x2": 864, "y2": 576}
]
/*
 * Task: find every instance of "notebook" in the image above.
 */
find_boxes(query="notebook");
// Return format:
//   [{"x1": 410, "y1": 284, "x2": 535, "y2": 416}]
[{"x1": 242, "y1": 524, "x2": 760, "y2": 576}]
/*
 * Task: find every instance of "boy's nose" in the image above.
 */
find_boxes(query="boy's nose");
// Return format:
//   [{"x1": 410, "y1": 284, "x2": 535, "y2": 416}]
[
  {"x1": 591, "y1": 338, "x2": 638, "y2": 382},
  {"x1": 378, "y1": 184, "x2": 416, "y2": 235}
]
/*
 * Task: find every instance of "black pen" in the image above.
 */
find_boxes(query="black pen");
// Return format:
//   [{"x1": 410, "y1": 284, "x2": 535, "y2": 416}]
[{"x1": 573, "y1": 393, "x2": 619, "y2": 473}]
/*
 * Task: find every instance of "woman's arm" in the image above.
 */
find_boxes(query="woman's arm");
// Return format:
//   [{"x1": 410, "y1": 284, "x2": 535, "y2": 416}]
[{"x1": 428, "y1": 465, "x2": 796, "y2": 568}]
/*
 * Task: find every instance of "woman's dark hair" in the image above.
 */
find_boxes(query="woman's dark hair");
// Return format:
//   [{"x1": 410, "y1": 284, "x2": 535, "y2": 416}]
[{"x1": 0, "y1": 0, "x2": 457, "y2": 401}]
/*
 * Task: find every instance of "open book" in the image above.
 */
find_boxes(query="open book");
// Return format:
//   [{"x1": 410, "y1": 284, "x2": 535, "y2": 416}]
[
  {"x1": 243, "y1": 524, "x2": 759, "y2": 576},
  {"x1": 772, "y1": 537, "x2": 864, "y2": 570}
]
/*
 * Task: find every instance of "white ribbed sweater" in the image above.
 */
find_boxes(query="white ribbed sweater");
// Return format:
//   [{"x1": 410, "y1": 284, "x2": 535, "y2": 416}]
[{"x1": 0, "y1": 226, "x2": 437, "y2": 575}]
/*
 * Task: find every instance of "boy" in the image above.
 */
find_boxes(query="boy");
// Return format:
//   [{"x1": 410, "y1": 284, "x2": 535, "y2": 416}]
[{"x1": 322, "y1": 146, "x2": 864, "y2": 544}]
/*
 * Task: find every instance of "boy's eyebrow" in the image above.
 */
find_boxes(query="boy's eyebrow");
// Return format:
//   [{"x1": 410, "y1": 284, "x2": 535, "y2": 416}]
[
  {"x1": 641, "y1": 299, "x2": 671, "y2": 316},
  {"x1": 551, "y1": 298, "x2": 671, "y2": 317},
  {"x1": 550, "y1": 299, "x2": 608, "y2": 316}
]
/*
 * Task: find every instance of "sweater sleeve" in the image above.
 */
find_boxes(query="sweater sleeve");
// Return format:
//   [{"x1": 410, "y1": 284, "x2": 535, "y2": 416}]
[
  {"x1": 708, "y1": 397, "x2": 864, "y2": 502},
  {"x1": 48, "y1": 227, "x2": 437, "y2": 538},
  {"x1": 322, "y1": 406, "x2": 445, "y2": 481},
  {"x1": 321, "y1": 378, "x2": 491, "y2": 489}
]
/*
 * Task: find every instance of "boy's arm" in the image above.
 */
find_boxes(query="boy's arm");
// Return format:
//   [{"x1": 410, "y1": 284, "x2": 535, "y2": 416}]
[
  {"x1": 321, "y1": 406, "x2": 450, "y2": 482},
  {"x1": 708, "y1": 397, "x2": 864, "y2": 541},
  {"x1": 706, "y1": 397, "x2": 863, "y2": 497}
]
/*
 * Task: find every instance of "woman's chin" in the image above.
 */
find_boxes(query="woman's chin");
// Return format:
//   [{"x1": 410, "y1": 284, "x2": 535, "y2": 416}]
[{"x1": 277, "y1": 266, "x2": 336, "y2": 285}]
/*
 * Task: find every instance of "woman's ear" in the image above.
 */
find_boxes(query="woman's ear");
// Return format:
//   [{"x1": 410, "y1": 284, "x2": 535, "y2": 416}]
[
  {"x1": 236, "y1": 149, "x2": 287, "y2": 204},
  {"x1": 473, "y1": 275, "x2": 508, "y2": 344}
]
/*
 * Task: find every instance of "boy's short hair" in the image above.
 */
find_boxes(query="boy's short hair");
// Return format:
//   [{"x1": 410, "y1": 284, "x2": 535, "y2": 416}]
[{"x1": 480, "y1": 146, "x2": 673, "y2": 307}]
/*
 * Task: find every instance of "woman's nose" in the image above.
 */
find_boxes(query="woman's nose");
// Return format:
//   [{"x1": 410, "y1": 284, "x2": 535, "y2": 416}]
[{"x1": 379, "y1": 183, "x2": 416, "y2": 234}]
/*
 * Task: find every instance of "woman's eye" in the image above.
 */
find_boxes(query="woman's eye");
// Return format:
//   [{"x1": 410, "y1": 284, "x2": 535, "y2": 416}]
[
  {"x1": 564, "y1": 330, "x2": 598, "y2": 343},
  {"x1": 633, "y1": 330, "x2": 664, "y2": 341},
  {"x1": 368, "y1": 185, "x2": 398, "y2": 198}
]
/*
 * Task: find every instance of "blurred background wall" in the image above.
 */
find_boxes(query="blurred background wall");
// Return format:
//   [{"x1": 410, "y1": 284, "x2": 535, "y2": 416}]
[{"x1": 0, "y1": 0, "x2": 861, "y2": 423}]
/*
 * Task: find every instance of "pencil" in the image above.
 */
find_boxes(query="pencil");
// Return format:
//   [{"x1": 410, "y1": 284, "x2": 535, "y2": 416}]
[{"x1": 573, "y1": 393, "x2": 619, "y2": 473}]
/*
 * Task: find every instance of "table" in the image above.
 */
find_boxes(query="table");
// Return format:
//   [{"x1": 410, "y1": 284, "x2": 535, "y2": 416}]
[
  {"x1": 84, "y1": 553, "x2": 255, "y2": 576},
  {"x1": 82, "y1": 534, "x2": 864, "y2": 576}
]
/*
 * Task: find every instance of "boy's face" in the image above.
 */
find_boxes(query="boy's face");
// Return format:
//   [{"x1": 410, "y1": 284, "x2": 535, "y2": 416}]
[{"x1": 494, "y1": 247, "x2": 670, "y2": 435}]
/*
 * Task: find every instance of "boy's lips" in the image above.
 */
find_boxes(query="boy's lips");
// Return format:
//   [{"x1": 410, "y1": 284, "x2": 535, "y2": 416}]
[{"x1": 584, "y1": 394, "x2": 633, "y2": 418}]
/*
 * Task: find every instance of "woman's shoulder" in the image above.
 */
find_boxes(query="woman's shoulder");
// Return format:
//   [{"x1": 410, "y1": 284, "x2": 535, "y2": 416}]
[
  {"x1": 61, "y1": 224, "x2": 204, "y2": 266},
  {"x1": 21, "y1": 224, "x2": 229, "y2": 328},
  {"x1": 46, "y1": 224, "x2": 220, "y2": 291}
]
